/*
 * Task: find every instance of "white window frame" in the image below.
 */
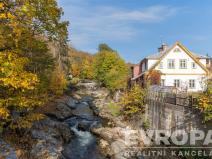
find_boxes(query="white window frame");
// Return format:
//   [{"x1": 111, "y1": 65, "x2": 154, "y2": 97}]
[
  {"x1": 167, "y1": 59, "x2": 175, "y2": 69},
  {"x1": 191, "y1": 62, "x2": 196, "y2": 69},
  {"x1": 189, "y1": 79, "x2": 195, "y2": 89},
  {"x1": 179, "y1": 59, "x2": 187, "y2": 69},
  {"x1": 174, "y1": 79, "x2": 180, "y2": 88}
]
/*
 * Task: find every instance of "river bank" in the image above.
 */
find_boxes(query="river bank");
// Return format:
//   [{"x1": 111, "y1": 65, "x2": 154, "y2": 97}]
[{"x1": 0, "y1": 80, "x2": 146, "y2": 159}]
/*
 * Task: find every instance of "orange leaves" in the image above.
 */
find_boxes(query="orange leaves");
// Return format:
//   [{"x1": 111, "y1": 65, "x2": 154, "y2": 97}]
[{"x1": 146, "y1": 70, "x2": 161, "y2": 85}]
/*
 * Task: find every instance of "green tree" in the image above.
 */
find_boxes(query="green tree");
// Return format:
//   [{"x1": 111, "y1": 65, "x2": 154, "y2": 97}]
[{"x1": 93, "y1": 48, "x2": 129, "y2": 91}]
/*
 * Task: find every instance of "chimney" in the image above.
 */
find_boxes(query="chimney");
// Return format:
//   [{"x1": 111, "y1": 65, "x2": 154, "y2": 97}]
[{"x1": 158, "y1": 43, "x2": 168, "y2": 53}]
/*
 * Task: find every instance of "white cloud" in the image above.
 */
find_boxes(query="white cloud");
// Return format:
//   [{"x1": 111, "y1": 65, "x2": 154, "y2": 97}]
[{"x1": 59, "y1": 1, "x2": 179, "y2": 52}]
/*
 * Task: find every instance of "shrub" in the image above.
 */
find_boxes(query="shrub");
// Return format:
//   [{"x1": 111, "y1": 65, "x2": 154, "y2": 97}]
[
  {"x1": 120, "y1": 84, "x2": 146, "y2": 118},
  {"x1": 143, "y1": 119, "x2": 150, "y2": 130},
  {"x1": 197, "y1": 80, "x2": 212, "y2": 122}
]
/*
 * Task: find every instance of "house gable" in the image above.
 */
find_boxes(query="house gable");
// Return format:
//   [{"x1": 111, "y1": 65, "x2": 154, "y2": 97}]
[{"x1": 148, "y1": 42, "x2": 210, "y2": 75}]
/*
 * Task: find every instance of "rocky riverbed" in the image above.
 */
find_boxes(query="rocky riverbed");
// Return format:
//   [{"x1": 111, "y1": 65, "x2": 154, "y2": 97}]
[{"x1": 0, "y1": 80, "x2": 146, "y2": 159}]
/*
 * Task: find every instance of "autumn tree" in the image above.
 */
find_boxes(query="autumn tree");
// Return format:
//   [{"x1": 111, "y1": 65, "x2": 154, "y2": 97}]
[
  {"x1": 146, "y1": 70, "x2": 161, "y2": 85},
  {"x1": 120, "y1": 84, "x2": 146, "y2": 118},
  {"x1": 69, "y1": 47, "x2": 94, "y2": 79},
  {"x1": 0, "y1": 0, "x2": 69, "y2": 131},
  {"x1": 93, "y1": 46, "x2": 129, "y2": 91}
]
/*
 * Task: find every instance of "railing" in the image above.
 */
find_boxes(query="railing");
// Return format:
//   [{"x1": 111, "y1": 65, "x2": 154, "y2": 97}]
[{"x1": 147, "y1": 88, "x2": 198, "y2": 107}]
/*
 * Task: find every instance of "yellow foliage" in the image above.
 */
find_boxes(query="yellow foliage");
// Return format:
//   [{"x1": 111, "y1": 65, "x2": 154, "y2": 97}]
[
  {"x1": 0, "y1": 13, "x2": 6, "y2": 19},
  {"x1": 50, "y1": 66, "x2": 67, "y2": 95},
  {"x1": 0, "y1": 2, "x2": 4, "y2": 9},
  {"x1": 0, "y1": 51, "x2": 38, "y2": 90},
  {"x1": 120, "y1": 84, "x2": 146, "y2": 118},
  {"x1": 71, "y1": 63, "x2": 81, "y2": 77},
  {"x1": 197, "y1": 81, "x2": 212, "y2": 121},
  {"x1": 0, "y1": 108, "x2": 9, "y2": 120}
]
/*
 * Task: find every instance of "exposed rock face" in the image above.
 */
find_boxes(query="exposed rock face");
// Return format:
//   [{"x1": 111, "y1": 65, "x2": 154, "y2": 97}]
[
  {"x1": 30, "y1": 118, "x2": 73, "y2": 159},
  {"x1": 92, "y1": 126, "x2": 145, "y2": 159}
]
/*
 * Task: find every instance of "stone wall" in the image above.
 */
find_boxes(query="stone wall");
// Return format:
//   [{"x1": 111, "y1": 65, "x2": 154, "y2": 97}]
[
  {"x1": 146, "y1": 100, "x2": 204, "y2": 132},
  {"x1": 145, "y1": 88, "x2": 210, "y2": 133}
]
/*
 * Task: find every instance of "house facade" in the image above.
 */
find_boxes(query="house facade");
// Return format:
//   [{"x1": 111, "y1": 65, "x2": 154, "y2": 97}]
[{"x1": 131, "y1": 42, "x2": 211, "y2": 92}]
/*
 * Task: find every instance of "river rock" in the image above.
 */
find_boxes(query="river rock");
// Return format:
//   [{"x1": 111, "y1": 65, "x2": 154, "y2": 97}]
[
  {"x1": 111, "y1": 139, "x2": 127, "y2": 159},
  {"x1": 30, "y1": 118, "x2": 73, "y2": 159},
  {"x1": 66, "y1": 97, "x2": 78, "y2": 109},
  {"x1": 91, "y1": 127, "x2": 122, "y2": 142},
  {"x1": 72, "y1": 103, "x2": 94, "y2": 120},
  {"x1": 46, "y1": 103, "x2": 73, "y2": 121},
  {"x1": 98, "y1": 139, "x2": 111, "y2": 156},
  {"x1": 80, "y1": 96, "x2": 94, "y2": 103},
  {"x1": 0, "y1": 139, "x2": 17, "y2": 159}
]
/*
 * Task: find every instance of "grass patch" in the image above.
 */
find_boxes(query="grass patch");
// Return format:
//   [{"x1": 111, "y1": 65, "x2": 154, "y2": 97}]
[{"x1": 108, "y1": 102, "x2": 121, "y2": 117}]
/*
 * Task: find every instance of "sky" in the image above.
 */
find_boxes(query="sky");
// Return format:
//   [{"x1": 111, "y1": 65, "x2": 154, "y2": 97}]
[{"x1": 58, "y1": 0, "x2": 212, "y2": 64}]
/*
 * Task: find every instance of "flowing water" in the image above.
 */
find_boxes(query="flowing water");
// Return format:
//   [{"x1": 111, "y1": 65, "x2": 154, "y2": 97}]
[{"x1": 62, "y1": 98, "x2": 105, "y2": 159}]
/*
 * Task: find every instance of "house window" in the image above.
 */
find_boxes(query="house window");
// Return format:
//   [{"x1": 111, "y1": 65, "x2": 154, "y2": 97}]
[
  {"x1": 189, "y1": 80, "x2": 195, "y2": 89},
  {"x1": 159, "y1": 62, "x2": 163, "y2": 69},
  {"x1": 191, "y1": 62, "x2": 196, "y2": 69},
  {"x1": 161, "y1": 79, "x2": 165, "y2": 86},
  {"x1": 168, "y1": 59, "x2": 175, "y2": 69},
  {"x1": 174, "y1": 79, "x2": 180, "y2": 88},
  {"x1": 180, "y1": 59, "x2": 187, "y2": 69}
]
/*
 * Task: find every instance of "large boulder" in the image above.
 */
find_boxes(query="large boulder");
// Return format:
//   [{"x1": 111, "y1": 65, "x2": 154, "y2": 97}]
[
  {"x1": 45, "y1": 103, "x2": 73, "y2": 121},
  {"x1": 91, "y1": 127, "x2": 123, "y2": 142},
  {"x1": 66, "y1": 97, "x2": 79, "y2": 109},
  {"x1": 72, "y1": 103, "x2": 94, "y2": 120},
  {"x1": 30, "y1": 118, "x2": 73, "y2": 159}
]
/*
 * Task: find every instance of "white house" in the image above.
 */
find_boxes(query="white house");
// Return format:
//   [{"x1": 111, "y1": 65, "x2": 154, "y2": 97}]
[{"x1": 131, "y1": 42, "x2": 211, "y2": 92}]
